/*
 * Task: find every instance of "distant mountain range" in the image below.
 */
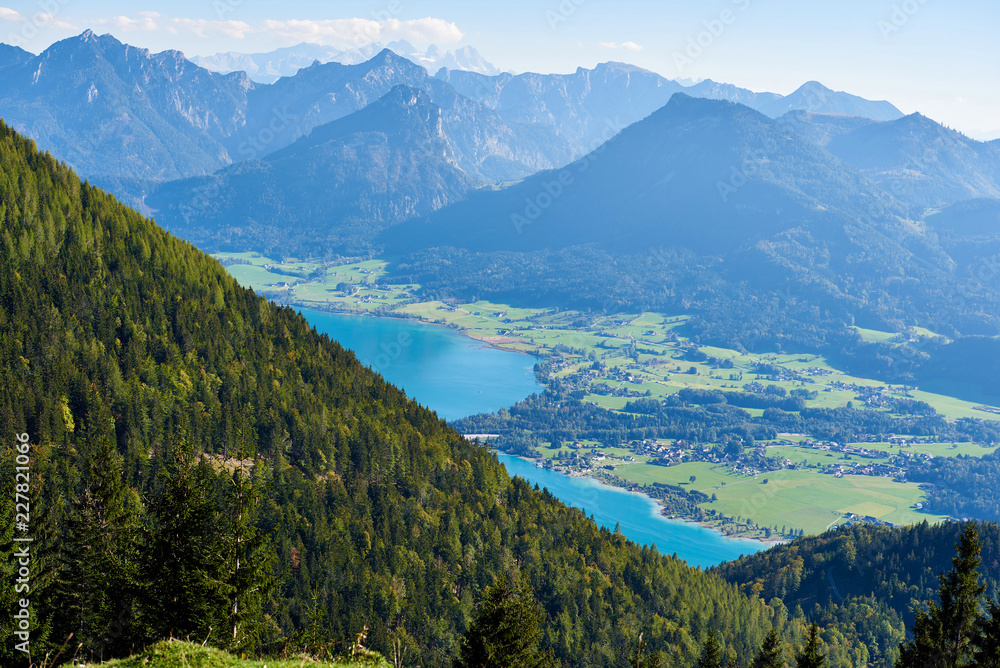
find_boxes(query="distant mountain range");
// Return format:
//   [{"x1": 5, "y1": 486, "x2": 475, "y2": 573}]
[
  {"x1": 190, "y1": 40, "x2": 502, "y2": 83},
  {"x1": 437, "y1": 68, "x2": 904, "y2": 164},
  {"x1": 0, "y1": 30, "x2": 911, "y2": 210},
  {"x1": 0, "y1": 30, "x2": 252, "y2": 203}
]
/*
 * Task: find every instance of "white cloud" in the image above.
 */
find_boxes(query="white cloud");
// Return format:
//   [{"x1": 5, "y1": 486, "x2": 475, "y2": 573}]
[
  {"x1": 109, "y1": 14, "x2": 160, "y2": 31},
  {"x1": 36, "y1": 13, "x2": 75, "y2": 30},
  {"x1": 599, "y1": 40, "x2": 643, "y2": 52},
  {"x1": 171, "y1": 18, "x2": 253, "y2": 39},
  {"x1": 382, "y1": 17, "x2": 463, "y2": 44},
  {"x1": 90, "y1": 13, "x2": 250, "y2": 39},
  {"x1": 262, "y1": 16, "x2": 462, "y2": 48},
  {"x1": 0, "y1": 7, "x2": 24, "y2": 22}
]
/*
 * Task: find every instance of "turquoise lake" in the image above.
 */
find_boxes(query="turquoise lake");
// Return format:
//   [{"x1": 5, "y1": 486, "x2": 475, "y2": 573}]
[
  {"x1": 301, "y1": 309, "x2": 768, "y2": 567},
  {"x1": 300, "y1": 309, "x2": 543, "y2": 421}
]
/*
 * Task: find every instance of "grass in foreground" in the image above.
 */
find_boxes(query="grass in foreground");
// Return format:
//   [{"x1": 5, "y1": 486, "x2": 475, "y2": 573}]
[{"x1": 96, "y1": 640, "x2": 389, "y2": 668}]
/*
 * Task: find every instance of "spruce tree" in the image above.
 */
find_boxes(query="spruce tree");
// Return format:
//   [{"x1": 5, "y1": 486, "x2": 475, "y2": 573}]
[
  {"x1": 52, "y1": 416, "x2": 142, "y2": 660},
  {"x1": 142, "y1": 432, "x2": 228, "y2": 644},
  {"x1": 974, "y1": 599, "x2": 1000, "y2": 668},
  {"x1": 752, "y1": 628, "x2": 785, "y2": 668},
  {"x1": 895, "y1": 522, "x2": 986, "y2": 668},
  {"x1": 454, "y1": 575, "x2": 555, "y2": 668},
  {"x1": 697, "y1": 628, "x2": 723, "y2": 668},
  {"x1": 795, "y1": 623, "x2": 825, "y2": 668}
]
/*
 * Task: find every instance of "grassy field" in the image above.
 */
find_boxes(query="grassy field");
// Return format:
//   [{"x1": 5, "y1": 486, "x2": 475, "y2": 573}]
[
  {"x1": 99, "y1": 640, "x2": 389, "y2": 667},
  {"x1": 216, "y1": 252, "x2": 999, "y2": 537},
  {"x1": 610, "y1": 461, "x2": 939, "y2": 534}
]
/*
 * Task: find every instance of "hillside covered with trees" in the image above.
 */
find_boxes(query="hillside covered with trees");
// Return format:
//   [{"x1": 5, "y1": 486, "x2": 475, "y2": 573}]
[{"x1": 0, "y1": 122, "x2": 850, "y2": 667}]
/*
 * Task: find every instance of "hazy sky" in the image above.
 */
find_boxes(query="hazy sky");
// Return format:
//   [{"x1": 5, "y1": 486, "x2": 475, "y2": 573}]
[{"x1": 2, "y1": 0, "x2": 998, "y2": 138}]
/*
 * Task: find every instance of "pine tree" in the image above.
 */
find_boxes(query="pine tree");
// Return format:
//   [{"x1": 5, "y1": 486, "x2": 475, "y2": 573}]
[
  {"x1": 795, "y1": 623, "x2": 825, "y2": 668},
  {"x1": 752, "y1": 628, "x2": 785, "y2": 668},
  {"x1": 454, "y1": 575, "x2": 555, "y2": 668},
  {"x1": 697, "y1": 628, "x2": 723, "y2": 668},
  {"x1": 895, "y1": 522, "x2": 986, "y2": 668}
]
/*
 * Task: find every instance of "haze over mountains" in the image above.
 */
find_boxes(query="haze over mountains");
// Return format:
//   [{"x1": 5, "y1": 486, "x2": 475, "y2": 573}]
[
  {"x1": 391, "y1": 94, "x2": 910, "y2": 256},
  {"x1": 0, "y1": 30, "x2": 908, "y2": 209},
  {"x1": 191, "y1": 40, "x2": 502, "y2": 83}
]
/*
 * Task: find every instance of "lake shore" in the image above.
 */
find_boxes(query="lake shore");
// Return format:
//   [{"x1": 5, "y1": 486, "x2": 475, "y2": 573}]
[
  {"x1": 523, "y1": 454, "x2": 782, "y2": 546},
  {"x1": 496, "y1": 452, "x2": 769, "y2": 567}
]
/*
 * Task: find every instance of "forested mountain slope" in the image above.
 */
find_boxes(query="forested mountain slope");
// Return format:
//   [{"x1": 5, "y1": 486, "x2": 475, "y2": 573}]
[
  {"x1": 826, "y1": 113, "x2": 1000, "y2": 212},
  {"x1": 0, "y1": 122, "x2": 846, "y2": 667},
  {"x1": 713, "y1": 521, "x2": 1000, "y2": 663}
]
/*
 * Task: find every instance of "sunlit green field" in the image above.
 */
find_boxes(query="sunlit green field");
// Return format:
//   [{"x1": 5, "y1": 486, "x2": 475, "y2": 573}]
[{"x1": 612, "y1": 461, "x2": 943, "y2": 535}]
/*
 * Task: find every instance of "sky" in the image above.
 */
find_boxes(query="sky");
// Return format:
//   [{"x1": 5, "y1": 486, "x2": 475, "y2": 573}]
[{"x1": 1, "y1": 0, "x2": 998, "y2": 139}]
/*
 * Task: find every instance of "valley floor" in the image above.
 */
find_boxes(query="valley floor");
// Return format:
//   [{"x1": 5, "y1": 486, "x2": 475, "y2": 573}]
[{"x1": 214, "y1": 252, "x2": 1000, "y2": 539}]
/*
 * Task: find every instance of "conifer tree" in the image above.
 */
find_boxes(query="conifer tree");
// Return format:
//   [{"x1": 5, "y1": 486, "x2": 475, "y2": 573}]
[
  {"x1": 795, "y1": 623, "x2": 825, "y2": 668},
  {"x1": 53, "y1": 413, "x2": 142, "y2": 660},
  {"x1": 629, "y1": 631, "x2": 661, "y2": 668},
  {"x1": 142, "y1": 431, "x2": 228, "y2": 644},
  {"x1": 454, "y1": 575, "x2": 555, "y2": 668},
  {"x1": 974, "y1": 598, "x2": 1000, "y2": 668},
  {"x1": 697, "y1": 628, "x2": 723, "y2": 668},
  {"x1": 752, "y1": 628, "x2": 785, "y2": 668},
  {"x1": 895, "y1": 522, "x2": 986, "y2": 668},
  {"x1": 221, "y1": 426, "x2": 277, "y2": 653}
]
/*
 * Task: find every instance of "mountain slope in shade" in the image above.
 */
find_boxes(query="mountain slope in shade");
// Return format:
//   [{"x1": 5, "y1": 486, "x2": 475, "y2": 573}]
[
  {"x1": 777, "y1": 110, "x2": 879, "y2": 147},
  {"x1": 826, "y1": 113, "x2": 1000, "y2": 212},
  {"x1": 149, "y1": 85, "x2": 475, "y2": 255},
  {"x1": 926, "y1": 198, "x2": 1000, "y2": 237},
  {"x1": 924, "y1": 198, "x2": 1000, "y2": 267},
  {"x1": 389, "y1": 94, "x2": 908, "y2": 259}
]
